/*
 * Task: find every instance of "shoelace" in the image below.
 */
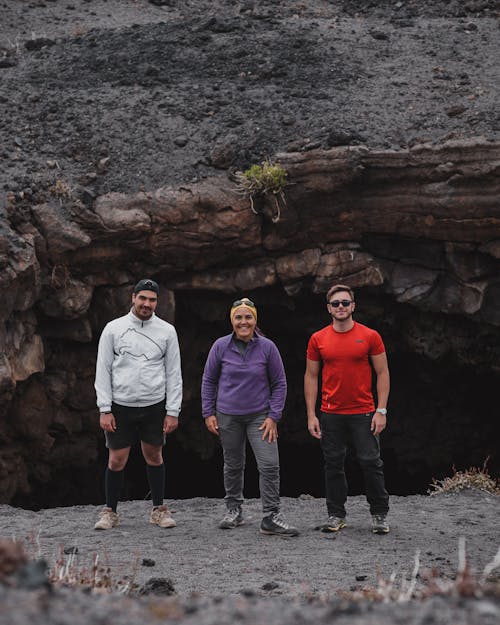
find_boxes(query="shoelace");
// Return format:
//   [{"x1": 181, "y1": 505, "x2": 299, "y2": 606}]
[
  {"x1": 271, "y1": 513, "x2": 290, "y2": 529},
  {"x1": 223, "y1": 509, "x2": 240, "y2": 522}
]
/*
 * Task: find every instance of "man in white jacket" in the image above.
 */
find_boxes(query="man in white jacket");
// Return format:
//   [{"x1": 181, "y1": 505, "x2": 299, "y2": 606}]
[{"x1": 94, "y1": 279, "x2": 183, "y2": 530}]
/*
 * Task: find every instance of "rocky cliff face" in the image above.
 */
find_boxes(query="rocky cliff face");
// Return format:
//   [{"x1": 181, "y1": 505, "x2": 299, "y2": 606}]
[
  {"x1": 1, "y1": 0, "x2": 499, "y2": 506},
  {"x1": 1, "y1": 139, "x2": 499, "y2": 506}
]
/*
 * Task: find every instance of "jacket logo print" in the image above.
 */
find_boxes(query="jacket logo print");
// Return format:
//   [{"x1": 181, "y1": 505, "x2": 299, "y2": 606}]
[{"x1": 117, "y1": 328, "x2": 163, "y2": 360}]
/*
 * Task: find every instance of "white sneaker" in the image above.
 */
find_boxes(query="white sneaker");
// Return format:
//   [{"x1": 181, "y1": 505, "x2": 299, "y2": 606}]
[
  {"x1": 94, "y1": 508, "x2": 119, "y2": 530},
  {"x1": 150, "y1": 504, "x2": 176, "y2": 528}
]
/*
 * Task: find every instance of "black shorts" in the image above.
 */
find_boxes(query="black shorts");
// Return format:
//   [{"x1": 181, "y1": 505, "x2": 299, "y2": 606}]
[{"x1": 105, "y1": 400, "x2": 166, "y2": 450}]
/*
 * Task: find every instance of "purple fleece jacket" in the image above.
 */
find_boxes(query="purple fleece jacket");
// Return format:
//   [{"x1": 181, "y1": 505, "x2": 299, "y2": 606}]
[{"x1": 201, "y1": 333, "x2": 287, "y2": 422}]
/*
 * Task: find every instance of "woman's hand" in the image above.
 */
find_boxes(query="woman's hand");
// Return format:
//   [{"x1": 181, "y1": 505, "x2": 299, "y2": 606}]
[
  {"x1": 259, "y1": 417, "x2": 278, "y2": 443},
  {"x1": 205, "y1": 415, "x2": 219, "y2": 436}
]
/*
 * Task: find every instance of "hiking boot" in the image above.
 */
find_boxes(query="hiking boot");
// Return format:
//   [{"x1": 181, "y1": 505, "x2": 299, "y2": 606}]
[
  {"x1": 260, "y1": 512, "x2": 299, "y2": 537},
  {"x1": 150, "y1": 504, "x2": 176, "y2": 528},
  {"x1": 372, "y1": 515, "x2": 390, "y2": 534},
  {"x1": 94, "y1": 508, "x2": 119, "y2": 530},
  {"x1": 219, "y1": 507, "x2": 244, "y2": 529},
  {"x1": 321, "y1": 516, "x2": 347, "y2": 533}
]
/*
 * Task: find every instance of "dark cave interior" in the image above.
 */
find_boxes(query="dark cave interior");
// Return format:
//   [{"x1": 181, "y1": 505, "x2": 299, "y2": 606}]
[{"x1": 13, "y1": 285, "x2": 499, "y2": 511}]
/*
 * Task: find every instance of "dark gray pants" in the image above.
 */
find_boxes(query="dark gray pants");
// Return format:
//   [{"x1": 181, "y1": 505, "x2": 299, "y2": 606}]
[{"x1": 217, "y1": 412, "x2": 280, "y2": 515}]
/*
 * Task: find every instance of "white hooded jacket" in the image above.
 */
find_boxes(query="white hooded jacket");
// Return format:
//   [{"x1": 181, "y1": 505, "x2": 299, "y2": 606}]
[{"x1": 95, "y1": 311, "x2": 182, "y2": 416}]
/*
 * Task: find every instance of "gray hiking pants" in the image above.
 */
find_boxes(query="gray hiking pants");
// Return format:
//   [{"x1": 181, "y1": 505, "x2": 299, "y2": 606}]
[{"x1": 216, "y1": 411, "x2": 280, "y2": 515}]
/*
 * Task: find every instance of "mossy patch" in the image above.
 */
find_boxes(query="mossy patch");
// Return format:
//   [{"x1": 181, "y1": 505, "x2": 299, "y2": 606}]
[{"x1": 234, "y1": 160, "x2": 288, "y2": 223}]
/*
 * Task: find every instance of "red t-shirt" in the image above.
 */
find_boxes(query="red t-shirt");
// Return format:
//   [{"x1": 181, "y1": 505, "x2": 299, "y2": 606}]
[{"x1": 306, "y1": 321, "x2": 385, "y2": 414}]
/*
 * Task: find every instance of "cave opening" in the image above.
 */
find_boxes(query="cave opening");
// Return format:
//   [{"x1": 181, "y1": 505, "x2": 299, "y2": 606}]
[
  {"x1": 11, "y1": 285, "x2": 500, "y2": 511},
  {"x1": 99, "y1": 285, "x2": 500, "y2": 504}
]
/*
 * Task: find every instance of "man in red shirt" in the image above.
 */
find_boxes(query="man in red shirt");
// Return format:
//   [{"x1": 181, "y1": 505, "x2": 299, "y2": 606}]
[{"x1": 304, "y1": 284, "x2": 390, "y2": 534}]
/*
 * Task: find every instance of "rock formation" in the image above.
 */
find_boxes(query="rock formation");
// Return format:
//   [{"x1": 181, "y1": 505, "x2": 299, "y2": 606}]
[
  {"x1": 1, "y1": 139, "x2": 499, "y2": 506},
  {"x1": 1, "y1": 0, "x2": 500, "y2": 506}
]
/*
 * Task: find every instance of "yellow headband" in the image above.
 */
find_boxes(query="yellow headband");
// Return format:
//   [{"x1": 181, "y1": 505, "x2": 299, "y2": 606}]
[{"x1": 230, "y1": 298, "x2": 257, "y2": 323}]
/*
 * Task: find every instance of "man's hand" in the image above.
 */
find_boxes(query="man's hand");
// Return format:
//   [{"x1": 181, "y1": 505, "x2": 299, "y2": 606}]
[
  {"x1": 99, "y1": 412, "x2": 116, "y2": 432},
  {"x1": 308, "y1": 415, "x2": 321, "y2": 439},
  {"x1": 163, "y1": 415, "x2": 178, "y2": 435},
  {"x1": 371, "y1": 412, "x2": 386, "y2": 435},
  {"x1": 259, "y1": 417, "x2": 278, "y2": 443},
  {"x1": 205, "y1": 415, "x2": 219, "y2": 436}
]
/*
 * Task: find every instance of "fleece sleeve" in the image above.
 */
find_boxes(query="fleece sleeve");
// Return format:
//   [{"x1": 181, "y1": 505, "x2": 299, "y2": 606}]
[
  {"x1": 266, "y1": 341, "x2": 287, "y2": 422},
  {"x1": 201, "y1": 340, "x2": 222, "y2": 418},
  {"x1": 164, "y1": 327, "x2": 183, "y2": 417},
  {"x1": 94, "y1": 324, "x2": 115, "y2": 413}
]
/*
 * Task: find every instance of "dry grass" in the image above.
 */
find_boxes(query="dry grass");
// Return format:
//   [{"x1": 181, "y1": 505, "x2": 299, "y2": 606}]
[
  {"x1": 50, "y1": 547, "x2": 141, "y2": 594},
  {"x1": 71, "y1": 23, "x2": 88, "y2": 38},
  {"x1": 429, "y1": 458, "x2": 500, "y2": 496},
  {"x1": 337, "y1": 538, "x2": 500, "y2": 603},
  {"x1": 1, "y1": 537, "x2": 140, "y2": 595},
  {"x1": 48, "y1": 178, "x2": 74, "y2": 201}
]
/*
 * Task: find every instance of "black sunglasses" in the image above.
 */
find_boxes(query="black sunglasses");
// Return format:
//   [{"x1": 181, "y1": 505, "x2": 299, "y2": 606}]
[
  {"x1": 329, "y1": 299, "x2": 353, "y2": 308},
  {"x1": 232, "y1": 299, "x2": 255, "y2": 308}
]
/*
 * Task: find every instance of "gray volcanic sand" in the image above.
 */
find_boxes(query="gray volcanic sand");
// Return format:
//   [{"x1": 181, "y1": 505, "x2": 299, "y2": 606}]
[{"x1": 1, "y1": 491, "x2": 499, "y2": 624}]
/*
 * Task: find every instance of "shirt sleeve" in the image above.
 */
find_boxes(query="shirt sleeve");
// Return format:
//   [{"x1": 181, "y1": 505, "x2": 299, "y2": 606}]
[
  {"x1": 266, "y1": 341, "x2": 287, "y2": 422},
  {"x1": 306, "y1": 333, "x2": 321, "y2": 361},
  {"x1": 369, "y1": 330, "x2": 385, "y2": 356},
  {"x1": 201, "y1": 340, "x2": 221, "y2": 418},
  {"x1": 94, "y1": 324, "x2": 114, "y2": 413},
  {"x1": 164, "y1": 326, "x2": 183, "y2": 417}
]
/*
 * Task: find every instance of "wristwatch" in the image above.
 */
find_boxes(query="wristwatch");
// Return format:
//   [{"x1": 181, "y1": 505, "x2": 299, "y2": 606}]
[{"x1": 376, "y1": 408, "x2": 387, "y2": 415}]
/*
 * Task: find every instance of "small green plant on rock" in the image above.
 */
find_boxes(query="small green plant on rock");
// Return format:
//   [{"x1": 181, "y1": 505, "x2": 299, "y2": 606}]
[{"x1": 234, "y1": 159, "x2": 288, "y2": 223}]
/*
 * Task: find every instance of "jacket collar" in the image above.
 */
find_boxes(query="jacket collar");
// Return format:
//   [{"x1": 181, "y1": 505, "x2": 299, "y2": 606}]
[
  {"x1": 128, "y1": 309, "x2": 155, "y2": 325},
  {"x1": 231, "y1": 331, "x2": 258, "y2": 344}
]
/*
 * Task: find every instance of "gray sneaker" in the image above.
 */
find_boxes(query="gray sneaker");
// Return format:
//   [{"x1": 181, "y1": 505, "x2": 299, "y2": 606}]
[
  {"x1": 321, "y1": 516, "x2": 347, "y2": 533},
  {"x1": 219, "y1": 508, "x2": 244, "y2": 529},
  {"x1": 260, "y1": 512, "x2": 299, "y2": 537},
  {"x1": 372, "y1": 515, "x2": 390, "y2": 534}
]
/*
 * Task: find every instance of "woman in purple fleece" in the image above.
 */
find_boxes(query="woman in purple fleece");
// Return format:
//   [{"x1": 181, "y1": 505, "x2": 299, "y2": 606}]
[{"x1": 201, "y1": 297, "x2": 299, "y2": 536}]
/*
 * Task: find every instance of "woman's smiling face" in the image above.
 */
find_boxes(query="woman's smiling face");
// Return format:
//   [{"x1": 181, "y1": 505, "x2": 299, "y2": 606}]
[{"x1": 231, "y1": 306, "x2": 256, "y2": 342}]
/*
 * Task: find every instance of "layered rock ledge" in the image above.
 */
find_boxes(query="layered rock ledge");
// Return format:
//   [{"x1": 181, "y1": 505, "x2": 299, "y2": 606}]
[{"x1": 1, "y1": 139, "x2": 499, "y2": 505}]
